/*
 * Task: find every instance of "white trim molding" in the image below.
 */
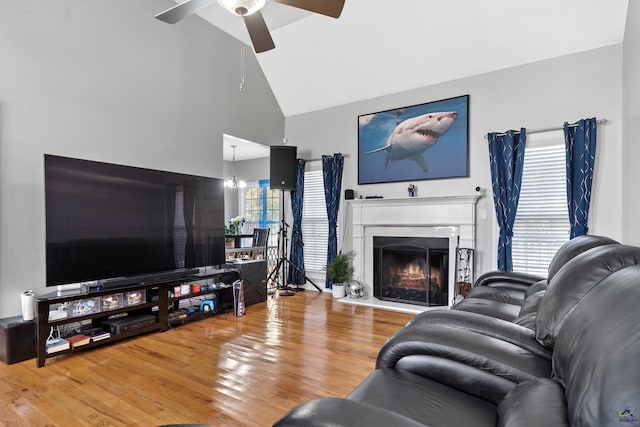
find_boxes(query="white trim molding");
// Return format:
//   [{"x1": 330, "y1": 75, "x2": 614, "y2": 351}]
[{"x1": 345, "y1": 195, "x2": 480, "y2": 313}]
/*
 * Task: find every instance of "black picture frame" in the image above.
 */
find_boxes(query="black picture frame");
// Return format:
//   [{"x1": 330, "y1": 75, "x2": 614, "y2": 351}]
[{"x1": 358, "y1": 94, "x2": 469, "y2": 185}]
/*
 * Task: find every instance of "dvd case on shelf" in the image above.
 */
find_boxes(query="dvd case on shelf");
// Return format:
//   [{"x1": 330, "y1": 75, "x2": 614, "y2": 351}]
[
  {"x1": 101, "y1": 293, "x2": 123, "y2": 311},
  {"x1": 68, "y1": 298, "x2": 100, "y2": 317},
  {"x1": 124, "y1": 289, "x2": 146, "y2": 306}
]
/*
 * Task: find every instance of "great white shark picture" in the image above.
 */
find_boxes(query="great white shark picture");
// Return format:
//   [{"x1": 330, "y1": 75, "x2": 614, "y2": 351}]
[
  {"x1": 357, "y1": 95, "x2": 469, "y2": 185},
  {"x1": 364, "y1": 111, "x2": 458, "y2": 172}
]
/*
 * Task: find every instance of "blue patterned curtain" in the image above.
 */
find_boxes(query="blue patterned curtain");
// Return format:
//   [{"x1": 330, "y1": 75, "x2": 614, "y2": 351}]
[
  {"x1": 488, "y1": 129, "x2": 526, "y2": 271},
  {"x1": 322, "y1": 153, "x2": 344, "y2": 289},
  {"x1": 288, "y1": 159, "x2": 306, "y2": 285},
  {"x1": 564, "y1": 118, "x2": 597, "y2": 239}
]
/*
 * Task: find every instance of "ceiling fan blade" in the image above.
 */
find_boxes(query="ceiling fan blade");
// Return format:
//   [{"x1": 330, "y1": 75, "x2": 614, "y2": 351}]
[
  {"x1": 155, "y1": 0, "x2": 217, "y2": 24},
  {"x1": 244, "y1": 11, "x2": 275, "y2": 53},
  {"x1": 272, "y1": 0, "x2": 345, "y2": 18}
]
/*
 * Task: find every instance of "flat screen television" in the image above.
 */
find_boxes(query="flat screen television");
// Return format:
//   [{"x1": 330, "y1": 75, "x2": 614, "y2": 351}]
[{"x1": 45, "y1": 154, "x2": 225, "y2": 287}]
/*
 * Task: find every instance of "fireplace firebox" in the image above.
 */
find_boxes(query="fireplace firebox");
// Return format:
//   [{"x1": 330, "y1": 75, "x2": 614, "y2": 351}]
[{"x1": 373, "y1": 236, "x2": 448, "y2": 306}]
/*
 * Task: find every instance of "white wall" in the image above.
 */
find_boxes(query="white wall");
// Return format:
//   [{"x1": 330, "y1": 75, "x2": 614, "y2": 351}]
[
  {"x1": 0, "y1": 1, "x2": 284, "y2": 317},
  {"x1": 623, "y1": 2, "x2": 640, "y2": 245},
  {"x1": 285, "y1": 45, "x2": 623, "y2": 278}
]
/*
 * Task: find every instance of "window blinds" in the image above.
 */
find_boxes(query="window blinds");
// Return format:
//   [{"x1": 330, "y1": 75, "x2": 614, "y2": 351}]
[
  {"x1": 302, "y1": 170, "x2": 330, "y2": 272},
  {"x1": 512, "y1": 133, "x2": 570, "y2": 276}
]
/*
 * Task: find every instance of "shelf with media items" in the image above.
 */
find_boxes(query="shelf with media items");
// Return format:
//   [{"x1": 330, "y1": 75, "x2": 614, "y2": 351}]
[
  {"x1": 165, "y1": 276, "x2": 236, "y2": 328},
  {"x1": 35, "y1": 269, "x2": 241, "y2": 367}
]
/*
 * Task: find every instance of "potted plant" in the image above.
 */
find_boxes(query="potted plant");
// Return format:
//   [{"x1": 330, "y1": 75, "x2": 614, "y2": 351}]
[{"x1": 326, "y1": 251, "x2": 354, "y2": 298}]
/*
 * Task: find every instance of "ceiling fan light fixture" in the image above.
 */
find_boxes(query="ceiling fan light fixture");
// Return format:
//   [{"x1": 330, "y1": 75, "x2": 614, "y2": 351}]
[{"x1": 217, "y1": 0, "x2": 266, "y2": 16}]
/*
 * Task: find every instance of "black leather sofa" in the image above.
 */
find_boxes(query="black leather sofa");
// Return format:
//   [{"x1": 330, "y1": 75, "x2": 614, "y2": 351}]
[
  {"x1": 451, "y1": 234, "x2": 618, "y2": 322},
  {"x1": 274, "y1": 241, "x2": 640, "y2": 426}
]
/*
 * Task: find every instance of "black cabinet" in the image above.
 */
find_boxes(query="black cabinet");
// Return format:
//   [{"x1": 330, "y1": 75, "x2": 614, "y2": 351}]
[{"x1": 224, "y1": 260, "x2": 267, "y2": 307}]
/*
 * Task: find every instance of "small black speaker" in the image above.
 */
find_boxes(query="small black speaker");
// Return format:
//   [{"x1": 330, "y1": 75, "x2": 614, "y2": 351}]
[
  {"x1": 0, "y1": 316, "x2": 35, "y2": 364},
  {"x1": 345, "y1": 189, "x2": 354, "y2": 200},
  {"x1": 270, "y1": 146, "x2": 297, "y2": 190}
]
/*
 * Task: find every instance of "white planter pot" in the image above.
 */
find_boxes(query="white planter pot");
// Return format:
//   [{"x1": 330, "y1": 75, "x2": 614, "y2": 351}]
[{"x1": 331, "y1": 283, "x2": 346, "y2": 298}]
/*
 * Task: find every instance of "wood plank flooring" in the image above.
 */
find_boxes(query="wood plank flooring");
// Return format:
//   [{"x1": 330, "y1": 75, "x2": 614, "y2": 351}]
[{"x1": 0, "y1": 292, "x2": 413, "y2": 427}]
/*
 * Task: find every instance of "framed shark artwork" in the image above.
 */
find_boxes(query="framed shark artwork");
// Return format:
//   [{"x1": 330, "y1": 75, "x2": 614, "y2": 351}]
[{"x1": 358, "y1": 94, "x2": 469, "y2": 185}]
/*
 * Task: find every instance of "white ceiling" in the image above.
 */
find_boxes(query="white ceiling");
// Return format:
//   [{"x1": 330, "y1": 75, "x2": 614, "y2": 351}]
[
  {"x1": 198, "y1": 0, "x2": 629, "y2": 159},
  {"x1": 196, "y1": 0, "x2": 628, "y2": 116},
  {"x1": 223, "y1": 134, "x2": 271, "y2": 161}
]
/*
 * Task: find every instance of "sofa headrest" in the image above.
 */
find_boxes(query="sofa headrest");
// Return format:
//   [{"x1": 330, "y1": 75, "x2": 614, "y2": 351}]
[
  {"x1": 552, "y1": 264, "x2": 640, "y2": 426},
  {"x1": 546, "y1": 234, "x2": 618, "y2": 281},
  {"x1": 536, "y1": 244, "x2": 640, "y2": 348}
]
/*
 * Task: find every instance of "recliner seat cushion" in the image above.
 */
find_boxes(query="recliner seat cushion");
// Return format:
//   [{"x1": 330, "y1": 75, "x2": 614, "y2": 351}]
[
  {"x1": 497, "y1": 378, "x2": 569, "y2": 427},
  {"x1": 452, "y1": 297, "x2": 522, "y2": 321},
  {"x1": 464, "y1": 285, "x2": 527, "y2": 305},
  {"x1": 273, "y1": 398, "x2": 427, "y2": 427},
  {"x1": 347, "y1": 368, "x2": 498, "y2": 427}
]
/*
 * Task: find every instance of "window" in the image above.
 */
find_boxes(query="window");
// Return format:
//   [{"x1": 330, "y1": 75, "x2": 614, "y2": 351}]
[
  {"x1": 302, "y1": 169, "x2": 329, "y2": 273},
  {"x1": 512, "y1": 131, "x2": 570, "y2": 276},
  {"x1": 240, "y1": 180, "x2": 280, "y2": 246}
]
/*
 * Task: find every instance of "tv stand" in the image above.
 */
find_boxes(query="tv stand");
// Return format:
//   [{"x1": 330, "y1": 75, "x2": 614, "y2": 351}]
[
  {"x1": 35, "y1": 269, "x2": 240, "y2": 367},
  {"x1": 98, "y1": 268, "x2": 201, "y2": 289}
]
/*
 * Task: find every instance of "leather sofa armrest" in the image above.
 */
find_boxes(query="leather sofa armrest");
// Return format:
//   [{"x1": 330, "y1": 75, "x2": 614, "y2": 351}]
[
  {"x1": 375, "y1": 324, "x2": 551, "y2": 403},
  {"x1": 475, "y1": 271, "x2": 545, "y2": 289},
  {"x1": 405, "y1": 310, "x2": 551, "y2": 359},
  {"x1": 272, "y1": 398, "x2": 427, "y2": 427}
]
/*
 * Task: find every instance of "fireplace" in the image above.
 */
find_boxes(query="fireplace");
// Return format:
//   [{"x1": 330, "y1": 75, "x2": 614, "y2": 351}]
[
  {"x1": 373, "y1": 237, "x2": 448, "y2": 306},
  {"x1": 345, "y1": 195, "x2": 479, "y2": 313}
]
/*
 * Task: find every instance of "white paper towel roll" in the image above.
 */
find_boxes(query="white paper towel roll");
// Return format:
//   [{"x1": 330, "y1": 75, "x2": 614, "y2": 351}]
[{"x1": 21, "y1": 290, "x2": 34, "y2": 321}]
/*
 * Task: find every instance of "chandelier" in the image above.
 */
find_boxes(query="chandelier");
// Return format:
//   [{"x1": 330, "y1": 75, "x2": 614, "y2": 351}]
[{"x1": 224, "y1": 144, "x2": 247, "y2": 189}]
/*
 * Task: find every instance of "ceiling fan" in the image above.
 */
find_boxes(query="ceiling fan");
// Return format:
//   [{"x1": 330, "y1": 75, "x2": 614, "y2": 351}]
[{"x1": 155, "y1": 0, "x2": 345, "y2": 53}]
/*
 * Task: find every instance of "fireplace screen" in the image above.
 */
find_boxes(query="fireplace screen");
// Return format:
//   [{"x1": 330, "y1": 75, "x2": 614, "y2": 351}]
[{"x1": 373, "y1": 236, "x2": 448, "y2": 306}]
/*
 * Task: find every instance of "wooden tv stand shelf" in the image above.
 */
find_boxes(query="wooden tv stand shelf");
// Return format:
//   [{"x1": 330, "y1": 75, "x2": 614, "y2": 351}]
[{"x1": 35, "y1": 269, "x2": 240, "y2": 367}]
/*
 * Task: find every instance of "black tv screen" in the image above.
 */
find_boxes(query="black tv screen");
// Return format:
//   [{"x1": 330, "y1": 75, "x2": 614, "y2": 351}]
[{"x1": 45, "y1": 155, "x2": 225, "y2": 287}]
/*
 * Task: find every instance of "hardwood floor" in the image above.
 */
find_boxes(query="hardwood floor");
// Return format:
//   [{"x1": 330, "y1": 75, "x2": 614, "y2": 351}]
[{"x1": 0, "y1": 292, "x2": 413, "y2": 427}]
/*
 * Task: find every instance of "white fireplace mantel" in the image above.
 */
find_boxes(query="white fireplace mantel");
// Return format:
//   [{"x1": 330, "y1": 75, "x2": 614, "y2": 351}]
[{"x1": 346, "y1": 195, "x2": 479, "y2": 313}]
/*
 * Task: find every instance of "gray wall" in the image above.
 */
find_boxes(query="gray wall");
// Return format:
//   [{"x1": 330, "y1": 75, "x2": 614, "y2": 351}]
[
  {"x1": 623, "y1": 2, "x2": 640, "y2": 246},
  {"x1": 223, "y1": 157, "x2": 270, "y2": 221},
  {"x1": 0, "y1": 1, "x2": 284, "y2": 317},
  {"x1": 285, "y1": 45, "x2": 624, "y2": 278}
]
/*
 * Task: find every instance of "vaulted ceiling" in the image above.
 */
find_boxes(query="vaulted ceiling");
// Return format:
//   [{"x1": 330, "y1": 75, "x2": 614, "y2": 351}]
[
  {"x1": 193, "y1": 0, "x2": 629, "y2": 159},
  {"x1": 195, "y1": 0, "x2": 629, "y2": 118}
]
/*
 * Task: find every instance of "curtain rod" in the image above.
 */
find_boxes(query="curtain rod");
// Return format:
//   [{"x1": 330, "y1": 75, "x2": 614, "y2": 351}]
[{"x1": 484, "y1": 118, "x2": 608, "y2": 138}]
